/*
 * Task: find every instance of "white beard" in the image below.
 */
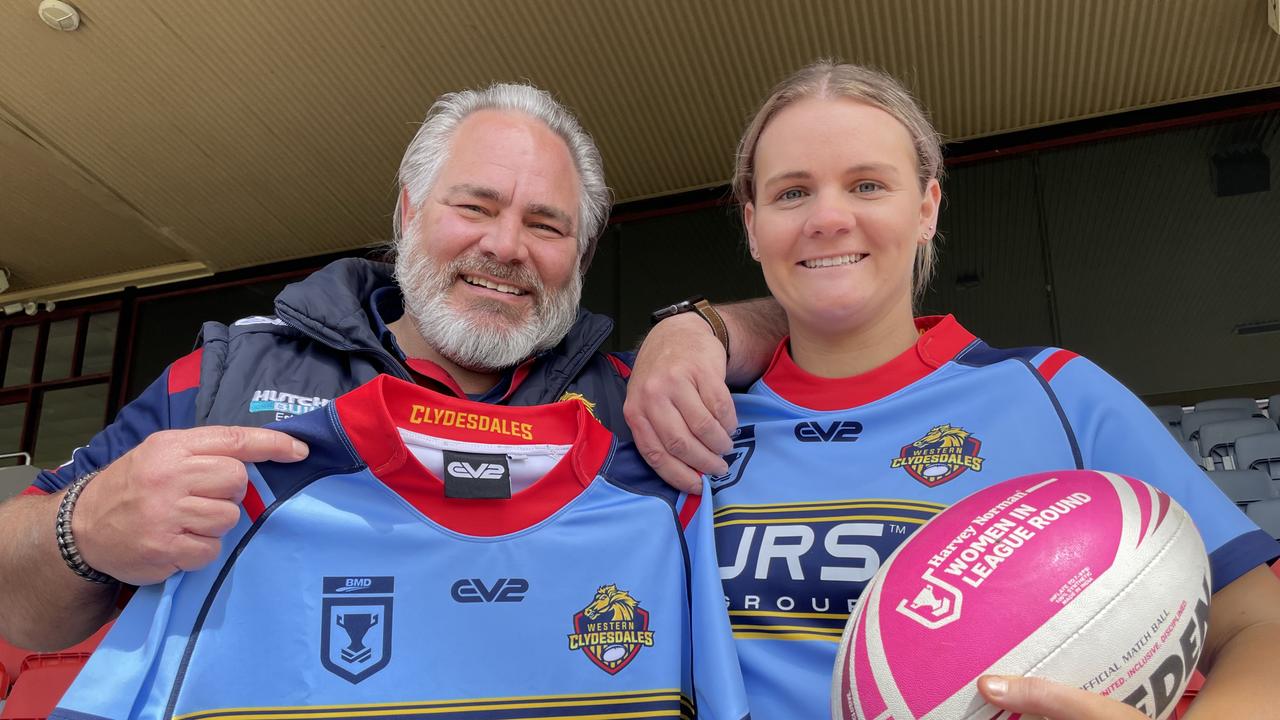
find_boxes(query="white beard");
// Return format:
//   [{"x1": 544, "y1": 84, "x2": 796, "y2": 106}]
[{"x1": 394, "y1": 232, "x2": 583, "y2": 373}]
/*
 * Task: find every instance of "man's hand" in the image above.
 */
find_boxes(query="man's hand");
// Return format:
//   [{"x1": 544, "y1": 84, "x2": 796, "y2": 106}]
[
  {"x1": 73, "y1": 426, "x2": 309, "y2": 586},
  {"x1": 625, "y1": 313, "x2": 736, "y2": 493},
  {"x1": 977, "y1": 675, "x2": 1149, "y2": 719}
]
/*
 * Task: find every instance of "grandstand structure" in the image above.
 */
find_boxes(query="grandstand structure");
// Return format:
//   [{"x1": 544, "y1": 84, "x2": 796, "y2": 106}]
[
  {"x1": 1150, "y1": 396, "x2": 1280, "y2": 538},
  {"x1": 2, "y1": 0, "x2": 1279, "y2": 716}
]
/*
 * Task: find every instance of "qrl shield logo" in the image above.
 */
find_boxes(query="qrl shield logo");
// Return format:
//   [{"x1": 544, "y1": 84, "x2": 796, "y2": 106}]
[
  {"x1": 567, "y1": 585, "x2": 655, "y2": 675},
  {"x1": 321, "y1": 576, "x2": 394, "y2": 684},
  {"x1": 894, "y1": 569, "x2": 964, "y2": 629},
  {"x1": 710, "y1": 425, "x2": 756, "y2": 495}
]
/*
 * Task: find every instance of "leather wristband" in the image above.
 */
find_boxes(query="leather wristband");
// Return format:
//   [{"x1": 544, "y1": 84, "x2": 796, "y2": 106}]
[
  {"x1": 56, "y1": 471, "x2": 117, "y2": 585},
  {"x1": 650, "y1": 296, "x2": 731, "y2": 356}
]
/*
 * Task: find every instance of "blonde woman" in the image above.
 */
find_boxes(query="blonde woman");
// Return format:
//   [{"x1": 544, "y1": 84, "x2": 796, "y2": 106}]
[{"x1": 713, "y1": 61, "x2": 1280, "y2": 719}]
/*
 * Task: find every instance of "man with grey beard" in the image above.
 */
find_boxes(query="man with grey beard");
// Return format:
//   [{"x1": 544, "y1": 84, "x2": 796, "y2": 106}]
[{"x1": 0, "y1": 82, "x2": 785, "y2": 651}]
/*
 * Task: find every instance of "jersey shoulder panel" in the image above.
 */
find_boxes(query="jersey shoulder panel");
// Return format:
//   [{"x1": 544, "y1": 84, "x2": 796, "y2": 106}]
[
  {"x1": 1044, "y1": 353, "x2": 1280, "y2": 586},
  {"x1": 255, "y1": 406, "x2": 364, "y2": 503},
  {"x1": 953, "y1": 339, "x2": 1047, "y2": 368},
  {"x1": 597, "y1": 441, "x2": 680, "y2": 509}
]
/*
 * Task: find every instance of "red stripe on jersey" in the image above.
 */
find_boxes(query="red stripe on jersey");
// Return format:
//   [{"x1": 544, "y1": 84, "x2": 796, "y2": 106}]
[
  {"x1": 21, "y1": 485, "x2": 47, "y2": 496},
  {"x1": 167, "y1": 349, "x2": 204, "y2": 394},
  {"x1": 678, "y1": 494, "x2": 701, "y2": 529},
  {"x1": 499, "y1": 359, "x2": 537, "y2": 401},
  {"x1": 405, "y1": 358, "x2": 468, "y2": 398},
  {"x1": 606, "y1": 354, "x2": 632, "y2": 379},
  {"x1": 1036, "y1": 349, "x2": 1079, "y2": 382},
  {"x1": 242, "y1": 483, "x2": 266, "y2": 523}
]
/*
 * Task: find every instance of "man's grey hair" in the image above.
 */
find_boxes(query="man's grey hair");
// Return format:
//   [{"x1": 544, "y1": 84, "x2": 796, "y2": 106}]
[{"x1": 393, "y1": 82, "x2": 611, "y2": 272}]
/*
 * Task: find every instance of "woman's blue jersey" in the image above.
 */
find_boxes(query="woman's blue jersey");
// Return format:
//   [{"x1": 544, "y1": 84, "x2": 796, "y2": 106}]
[
  {"x1": 54, "y1": 376, "x2": 748, "y2": 720},
  {"x1": 712, "y1": 315, "x2": 1279, "y2": 719}
]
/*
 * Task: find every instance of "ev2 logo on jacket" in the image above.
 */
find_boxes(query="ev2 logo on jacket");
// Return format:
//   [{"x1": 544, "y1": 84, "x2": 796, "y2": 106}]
[{"x1": 442, "y1": 450, "x2": 512, "y2": 499}]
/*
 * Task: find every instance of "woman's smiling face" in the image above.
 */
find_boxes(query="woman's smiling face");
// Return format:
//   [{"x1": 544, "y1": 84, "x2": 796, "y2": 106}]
[{"x1": 744, "y1": 96, "x2": 940, "y2": 335}]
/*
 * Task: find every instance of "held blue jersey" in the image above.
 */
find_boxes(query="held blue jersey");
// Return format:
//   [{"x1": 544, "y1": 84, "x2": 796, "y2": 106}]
[
  {"x1": 711, "y1": 315, "x2": 1280, "y2": 720},
  {"x1": 53, "y1": 375, "x2": 747, "y2": 720}
]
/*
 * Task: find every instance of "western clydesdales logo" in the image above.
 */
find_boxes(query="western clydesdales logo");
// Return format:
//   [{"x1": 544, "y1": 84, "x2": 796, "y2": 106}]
[
  {"x1": 890, "y1": 424, "x2": 985, "y2": 487},
  {"x1": 567, "y1": 584, "x2": 655, "y2": 674},
  {"x1": 559, "y1": 391, "x2": 598, "y2": 418},
  {"x1": 320, "y1": 576, "x2": 394, "y2": 684}
]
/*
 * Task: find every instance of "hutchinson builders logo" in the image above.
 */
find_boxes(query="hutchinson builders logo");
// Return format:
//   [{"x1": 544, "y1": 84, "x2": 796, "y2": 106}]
[
  {"x1": 248, "y1": 388, "x2": 331, "y2": 420},
  {"x1": 890, "y1": 424, "x2": 985, "y2": 487},
  {"x1": 567, "y1": 584, "x2": 654, "y2": 675}
]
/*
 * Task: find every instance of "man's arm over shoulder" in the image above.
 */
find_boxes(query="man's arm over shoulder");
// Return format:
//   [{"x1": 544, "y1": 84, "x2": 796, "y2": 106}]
[
  {"x1": 625, "y1": 296, "x2": 786, "y2": 493},
  {"x1": 0, "y1": 354, "x2": 199, "y2": 650}
]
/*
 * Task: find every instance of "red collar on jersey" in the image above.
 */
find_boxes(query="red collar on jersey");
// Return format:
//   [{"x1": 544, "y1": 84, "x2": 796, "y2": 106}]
[
  {"x1": 761, "y1": 315, "x2": 977, "y2": 411},
  {"x1": 334, "y1": 374, "x2": 614, "y2": 536},
  {"x1": 403, "y1": 356, "x2": 536, "y2": 401}
]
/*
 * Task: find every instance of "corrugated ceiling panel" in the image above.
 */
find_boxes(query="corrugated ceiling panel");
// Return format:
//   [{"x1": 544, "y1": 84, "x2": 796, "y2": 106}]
[
  {"x1": 0, "y1": 122, "x2": 185, "y2": 292},
  {"x1": 1, "y1": 0, "x2": 1279, "y2": 294}
]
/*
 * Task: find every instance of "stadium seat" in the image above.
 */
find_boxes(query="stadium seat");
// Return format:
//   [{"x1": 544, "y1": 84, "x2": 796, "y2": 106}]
[
  {"x1": 1179, "y1": 439, "x2": 1199, "y2": 461},
  {"x1": 0, "y1": 619, "x2": 112, "y2": 716},
  {"x1": 0, "y1": 654, "x2": 88, "y2": 719},
  {"x1": 0, "y1": 639, "x2": 29, "y2": 700},
  {"x1": 1194, "y1": 397, "x2": 1260, "y2": 414},
  {"x1": 1148, "y1": 405, "x2": 1183, "y2": 432},
  {"x1": 1197, "y1": 418, "x2": 1278, "y2": 470},
  {"x1": 1236, "y1": 432, "x2": 1280, "y2": 481},
  {"x1": 1270, "y1": 394, "x2": 1280, "y2": 424},
  {"x1": 1181, "y1": 408, "x2": 1254, "y2": 445},
  {"x1": 1207, "y1": 470, "x2": 1274, "y2": 506},
  {"x1": 1246, "y1": 499, "x2": 1280, "y2": 539},
  {"x1": 0, "y1": 466, "x2": 39, "y2": 502}
]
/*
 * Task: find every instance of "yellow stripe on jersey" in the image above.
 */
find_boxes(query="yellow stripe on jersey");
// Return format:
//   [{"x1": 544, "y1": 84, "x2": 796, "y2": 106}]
[
  {"x1": 714, "y1": 513, "x2": 931, "y2": 528},
  {"x1": 732, "y1": 631, "x2": 843, "y2": 643},
  {"x1": 713, "y1": 498, "x2": 944, "y2": 516},
  {"x1": 729, "y1": 609, "x2": 848, "y2": 619},
  {"x1": 175, "y1": 688, "x2": 690, "y2": 720}
]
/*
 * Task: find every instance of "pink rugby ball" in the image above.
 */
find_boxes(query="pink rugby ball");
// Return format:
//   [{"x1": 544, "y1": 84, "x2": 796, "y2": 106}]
[{"x1": 833, "y1": 470, "x2": 1211, "y2": 720}]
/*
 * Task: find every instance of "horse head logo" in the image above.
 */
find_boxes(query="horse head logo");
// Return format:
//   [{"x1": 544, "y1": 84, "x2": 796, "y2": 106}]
[
  {"x1": 583, "y1": 584, "x2": 638, "y2": 621},
  {"x1": 914, "y1": 424, "x2": 970, "y2": 450}
]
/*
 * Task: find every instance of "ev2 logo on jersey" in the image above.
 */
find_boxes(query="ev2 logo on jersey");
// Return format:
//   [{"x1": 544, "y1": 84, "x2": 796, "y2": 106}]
[
  {"x1": 446, "y1": 461, "x2": 505, "y2": 479},
  {"x1": 451, "y1": 578, "x2": 529, "y2": 603},
  {"x1": 794, "y1": 420, "x2": 862, "y2": 443}
]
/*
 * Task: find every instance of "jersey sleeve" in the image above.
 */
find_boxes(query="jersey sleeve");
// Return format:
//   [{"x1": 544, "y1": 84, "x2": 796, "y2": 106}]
[
  {"x1": 1043, "y1": 352, "x2": 1280, "y2": 591},
  {"x1": 27, "y1": 349, "x2": 203, "y2": 495},
  {"x1": 682, "y1": 482, "x2": 751, "y2": 720}
]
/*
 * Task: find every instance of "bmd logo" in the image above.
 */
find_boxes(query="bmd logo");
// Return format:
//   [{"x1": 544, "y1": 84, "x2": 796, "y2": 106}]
[
  {"x1": 335, "y1": 577, "x2": 374, "y2": 593},
  {"x1": 446, "y1": 461, "x2": 505, "y2": 480}
]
